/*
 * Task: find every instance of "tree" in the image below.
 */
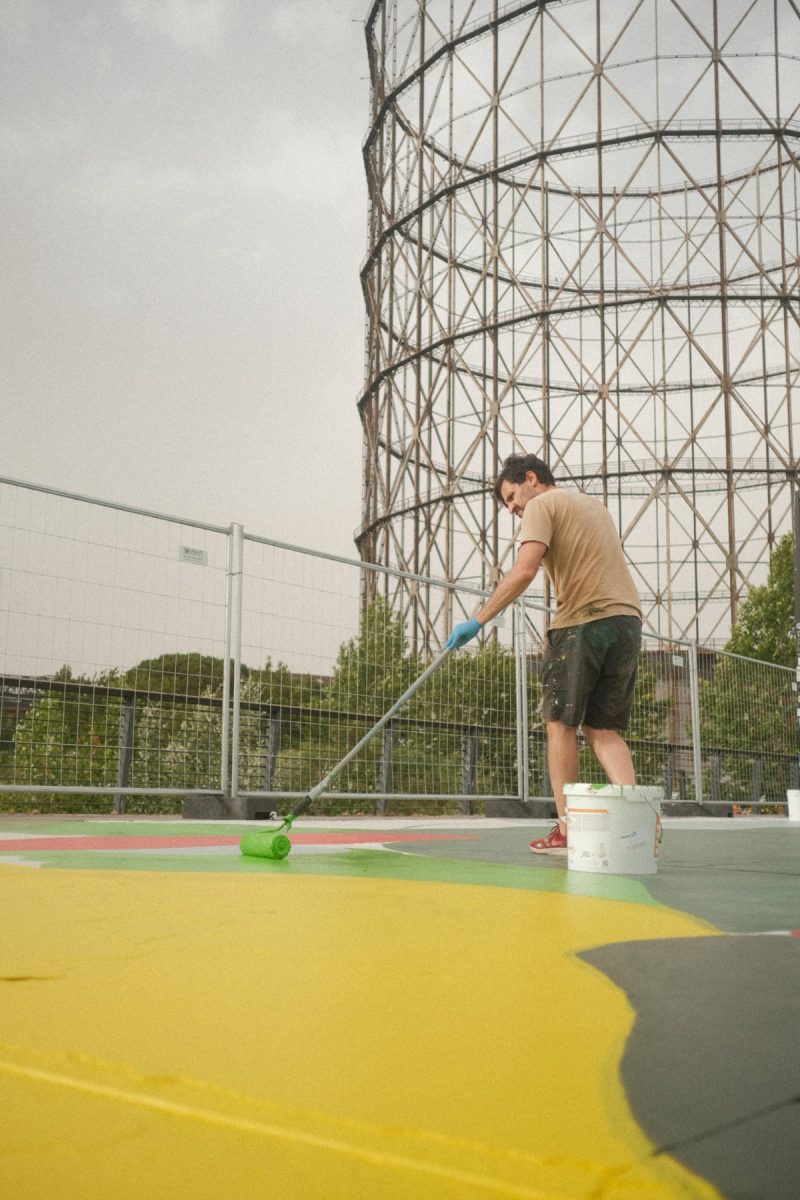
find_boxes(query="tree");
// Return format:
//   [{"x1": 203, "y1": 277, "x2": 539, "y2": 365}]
[
  {"x1": 123, "y1": 653, "x2": 240, "y2": 697},
  {"x1": 294, "y1": 597, "x2": 421, "y2": 798},
  {"x1": 325, "y1": 596, "x2": 419, "y2": 715},
  {"x1": 122, "y1": 654, "x2": 249, "y2": 788},
  {"x1": 700, "y1": 533, "x2": 797, "y2": 805},
  {"x1": 10, "y1": 688, "x2": 121, "y2": 808},
  {"x1": 245, "y1": 658, "x2": 325, "y2": 749},
  {"x1": 402, "y1": 638, "x2": 520, "y2": 799},
  {"x1": 131, "y1": 658, "x2": 324, "y2": 794},
  {"x1": 725, "y1": 532, "x2": 795, "y2": 666}
]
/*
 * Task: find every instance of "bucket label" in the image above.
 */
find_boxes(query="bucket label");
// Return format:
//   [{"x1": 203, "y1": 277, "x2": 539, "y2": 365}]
[{"x1": 621, "y1": 830, "x2": 648, "y2": 853}]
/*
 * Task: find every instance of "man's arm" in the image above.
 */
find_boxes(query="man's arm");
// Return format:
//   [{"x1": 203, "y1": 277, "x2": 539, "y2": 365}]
[
  {"x1": 475, "y1": 540, "x2": 547, "y2": 626},
  {"x1": 444, "y1": 540, "x2": 547, "y2": 650}
]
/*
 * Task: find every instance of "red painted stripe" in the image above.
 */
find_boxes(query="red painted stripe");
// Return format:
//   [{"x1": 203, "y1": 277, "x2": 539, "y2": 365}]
[{"x1": 0, "y1": 832, "x2": 476, "y2": 853}]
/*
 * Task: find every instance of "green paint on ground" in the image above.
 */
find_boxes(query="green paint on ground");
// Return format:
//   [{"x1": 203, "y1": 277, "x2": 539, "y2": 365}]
[
  {"x1": 0, "y1": 841, "x2": 664, "y2": 905},
  {"x1": 3, "y1": 818, "x2": 799, "y2": 931}
]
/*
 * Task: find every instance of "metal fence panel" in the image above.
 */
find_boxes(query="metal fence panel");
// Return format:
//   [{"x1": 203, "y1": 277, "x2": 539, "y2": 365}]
[
  {"x1": 232, "y1": 537, "x2": 519, "y2": 813},
  {"x1": 0, "y1": 479, "x2": 231, "y2": 811},
  {"x1": 697, "y1": 648, "x2": 797, "y2": 810}
]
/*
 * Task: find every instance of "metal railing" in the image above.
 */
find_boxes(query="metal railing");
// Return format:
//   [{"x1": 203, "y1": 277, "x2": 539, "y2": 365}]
[{"x1": 1, "y1": 475, "x2": 796, "y2": 815}]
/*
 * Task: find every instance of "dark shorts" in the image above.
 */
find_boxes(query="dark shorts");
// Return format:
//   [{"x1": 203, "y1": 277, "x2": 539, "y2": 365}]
[{"x1": 541, "y1": 615, "x2": 642, "y2": 730}]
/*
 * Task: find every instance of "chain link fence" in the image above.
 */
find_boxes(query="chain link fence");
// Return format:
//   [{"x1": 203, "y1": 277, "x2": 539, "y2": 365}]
[{"x1": 1, "y1": 477, "x2": 796, "y2": 815}]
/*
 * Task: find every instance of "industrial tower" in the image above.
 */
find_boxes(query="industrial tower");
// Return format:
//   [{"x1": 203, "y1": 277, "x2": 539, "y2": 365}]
[{"x1": 358, "y1": 0, "x2": 800, "y2": 648}]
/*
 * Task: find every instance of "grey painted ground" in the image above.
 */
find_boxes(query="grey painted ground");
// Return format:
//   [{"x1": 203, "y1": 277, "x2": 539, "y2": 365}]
[
  {"x1": 581, "y1": 936, "x2": 800, "y2": 1200},
  {"x1": 386, "y1": 820, "x2": 800, "y2": 933}
]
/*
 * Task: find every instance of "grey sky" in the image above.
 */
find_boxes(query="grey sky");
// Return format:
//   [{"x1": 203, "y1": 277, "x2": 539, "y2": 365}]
[{"x1": 2, "y1": 0, "x2": 369, "y2": 557}]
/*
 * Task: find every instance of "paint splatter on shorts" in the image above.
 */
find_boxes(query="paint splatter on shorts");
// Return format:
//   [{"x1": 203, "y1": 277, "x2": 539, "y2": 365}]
[{"x1": 541, "y1": 615, "x2": 642, "y2": 729}]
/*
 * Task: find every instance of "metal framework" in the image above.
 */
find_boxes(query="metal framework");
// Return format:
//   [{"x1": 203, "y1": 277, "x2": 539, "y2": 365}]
[{"x1": 357, "y1": 0, "x2": 800, "y2": 650}]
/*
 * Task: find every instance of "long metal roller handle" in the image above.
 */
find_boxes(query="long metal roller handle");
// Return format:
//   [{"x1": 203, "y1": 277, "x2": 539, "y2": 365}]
[{"x1": 290, "y1": 646, "x2": 455, "y2": 818}]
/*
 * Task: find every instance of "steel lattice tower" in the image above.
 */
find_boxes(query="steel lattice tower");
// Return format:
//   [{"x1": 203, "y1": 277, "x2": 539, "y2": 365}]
[{"x1": 357, "y1": 0, "x2": 800, "y2": 648}]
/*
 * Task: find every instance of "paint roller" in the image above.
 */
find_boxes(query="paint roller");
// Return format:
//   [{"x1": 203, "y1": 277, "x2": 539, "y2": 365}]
[{"x1": 240, "y1": 646, "x2": 454, "y2": 860}]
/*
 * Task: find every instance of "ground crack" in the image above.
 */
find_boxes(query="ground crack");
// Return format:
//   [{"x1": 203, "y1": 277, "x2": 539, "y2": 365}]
[{"x1": 656, "y1": 1092, "x2": 800, "y2": 1157}]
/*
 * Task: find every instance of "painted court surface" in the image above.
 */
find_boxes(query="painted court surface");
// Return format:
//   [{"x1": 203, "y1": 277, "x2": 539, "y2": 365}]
[{"x1": 1, "y1": 814, "x2": 798, "y2": 1199}]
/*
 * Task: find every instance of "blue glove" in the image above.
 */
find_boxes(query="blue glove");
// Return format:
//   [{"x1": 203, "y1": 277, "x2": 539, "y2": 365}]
[{"x1": 445, "y1": 618, "x2": 482, "y2": 650}]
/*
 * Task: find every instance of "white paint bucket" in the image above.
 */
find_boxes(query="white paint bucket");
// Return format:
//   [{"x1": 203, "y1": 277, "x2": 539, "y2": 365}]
[
  {"x1": 787, "y1": 790, "x2": 800, "y2": 821},
  {"x1": 565, "y1": 783, "x2": 663, "y2": 875}
]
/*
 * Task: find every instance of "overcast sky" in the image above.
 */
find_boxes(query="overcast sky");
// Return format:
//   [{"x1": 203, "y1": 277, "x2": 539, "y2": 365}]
[{"x1": 2, "y1": 0, "x2": 370, "y2": 557}]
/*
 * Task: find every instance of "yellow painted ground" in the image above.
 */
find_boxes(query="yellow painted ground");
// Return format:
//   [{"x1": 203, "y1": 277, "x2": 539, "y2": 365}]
[{"x1": 0, "y1": 865, "x2": 722, "y2": 1199}]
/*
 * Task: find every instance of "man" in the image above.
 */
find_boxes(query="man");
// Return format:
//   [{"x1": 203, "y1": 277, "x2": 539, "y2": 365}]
[{"x1": 445, "y1": 453, "x2": 642, "y2": 854}]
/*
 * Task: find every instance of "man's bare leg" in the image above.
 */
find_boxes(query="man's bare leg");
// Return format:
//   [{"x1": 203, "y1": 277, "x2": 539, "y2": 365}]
[
  {"x1": 583, "y1": 726, "x2": 636, "y2": 785},
  {"x1": 545, "y1": 719, "x2": 579, "y2": 834}
]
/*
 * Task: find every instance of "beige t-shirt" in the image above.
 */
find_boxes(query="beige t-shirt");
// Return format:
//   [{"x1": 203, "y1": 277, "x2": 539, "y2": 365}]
[{"x1": 518, "y1": 488, "x2": 641, "y2": 628}]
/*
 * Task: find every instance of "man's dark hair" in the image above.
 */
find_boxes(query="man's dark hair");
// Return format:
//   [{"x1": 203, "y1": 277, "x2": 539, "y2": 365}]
[{"x1": 494, "y1": 453, "x2": 555, "y2": 503}]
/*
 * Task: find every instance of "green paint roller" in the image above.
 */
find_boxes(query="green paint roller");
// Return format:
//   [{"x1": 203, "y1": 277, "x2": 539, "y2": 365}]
[
  {"x1": 239, "y1": 646, "x2": 455, "y2": 860},
  {"x1": 239, "y1": 815, "x2": 296, "y2": 860}
]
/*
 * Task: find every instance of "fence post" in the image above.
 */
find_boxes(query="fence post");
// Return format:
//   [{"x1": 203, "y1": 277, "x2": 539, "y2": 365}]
[
  {"x1": 709, "y1": 750, "x2": 722, "y2": 805},
  {"x1": 261, "y1": 713, "x2": 281, "y2": 792},
  {"x1": 460, "y1": 727, "x2": 478, "y2": 813},
  {"x1": 664, "y1": 747, "x2": 674, "y2": 802},
  {"x1": 515, "y1": 600, "x2": 529, "y2": 804},
  {"x1": 113, "y1": 694, "x2": 135, "y2": 815},
  {"x1": 687, "y1": 641, "x2": 704, "y2": 807},
  {"x1": 229, "y1": 524, "x2": 244, "y2": 800},
  {"x1": 221, "y1": 528, "x2": 233, "y2": 796},
  {"x1": 377, "y1": 722, "x2": 395, "y2": 811},
  {"x1": 794, "y1": 487, "x2": 800, "y2": 784}
]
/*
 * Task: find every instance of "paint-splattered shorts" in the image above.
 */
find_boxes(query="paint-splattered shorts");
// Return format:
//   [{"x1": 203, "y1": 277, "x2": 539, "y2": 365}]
[{"x1": 541, "y1": 615, "x2": 642, "y2": 730}]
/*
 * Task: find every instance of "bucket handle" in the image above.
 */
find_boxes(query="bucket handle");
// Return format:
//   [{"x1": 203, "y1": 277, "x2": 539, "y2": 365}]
[{"x1": 645, "y1": 799, "x2": 663, "y2": 846}]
